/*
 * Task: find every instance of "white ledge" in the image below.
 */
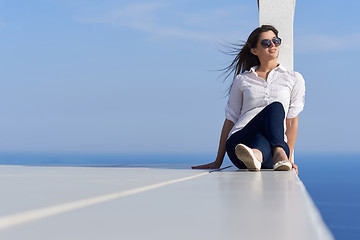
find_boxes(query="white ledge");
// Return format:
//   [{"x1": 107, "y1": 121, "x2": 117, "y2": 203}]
[{"x1": 0, "y1": 165, "x2": 334, "y2": 239}]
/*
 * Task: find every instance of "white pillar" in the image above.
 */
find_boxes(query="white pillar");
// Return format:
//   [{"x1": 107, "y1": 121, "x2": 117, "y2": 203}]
[
  {"x1": 258, "y1": 0, "x2": 296, "y2": 162},
  {"x1": 258, "y1": 0, "x2": 296, "y2": 71}
]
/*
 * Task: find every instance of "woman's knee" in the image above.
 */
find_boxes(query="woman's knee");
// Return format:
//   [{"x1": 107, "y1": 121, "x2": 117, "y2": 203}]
[
  {"x1": 266, "y1": 101, "x2": 285, "y2": 115},
  {"x1": 268, "y1": 101, "x2": 284, "y2": 110}
]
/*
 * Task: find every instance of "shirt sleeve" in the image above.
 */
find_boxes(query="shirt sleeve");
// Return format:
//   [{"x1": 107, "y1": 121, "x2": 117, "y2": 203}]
[
  {"x1": 225, "y1": 76, "x2": 243, "y2": 124},
  {"x1": 287, "y1": 72, "x2": 305, "y2": 118}
]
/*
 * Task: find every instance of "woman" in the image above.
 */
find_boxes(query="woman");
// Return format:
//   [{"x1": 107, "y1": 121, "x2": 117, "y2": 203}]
[{"x1": 192, "y1": 25, "x2": 305, "y2": 174}]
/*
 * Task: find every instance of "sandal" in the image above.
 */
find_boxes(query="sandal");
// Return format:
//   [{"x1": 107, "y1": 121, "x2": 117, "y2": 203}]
[
  {"x1": 235, "y1": 144, "x2": 261, "y2": 171},
  {"x1": 273, "y1": 160, "x2": 292, "y2": 171}
]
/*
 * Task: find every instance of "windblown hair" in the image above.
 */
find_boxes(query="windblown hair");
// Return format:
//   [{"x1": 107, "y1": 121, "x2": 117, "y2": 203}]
[{"x1": 222, "y1": 25, "x2": 279, "y2": 84}]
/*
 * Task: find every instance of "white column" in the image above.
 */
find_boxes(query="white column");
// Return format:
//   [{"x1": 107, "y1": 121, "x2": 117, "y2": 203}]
[
  {"x1": 258, "y1": 0, "x2": 296, "y2": 162},
  {"x1": 258, "y1": 0, "x2": 296, "y2": 71}
]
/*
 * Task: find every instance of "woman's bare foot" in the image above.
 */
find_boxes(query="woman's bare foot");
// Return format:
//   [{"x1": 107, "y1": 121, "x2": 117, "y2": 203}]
[
  {"x1": 272, "y1": 147, "x2": 289, "y2": 164},
  {"x1": 235, "y1": 144, "x2": 262, "y2": 171},
  {"x1": 252, "y1": 149, "x2": 263, "y2": 163},
  {"x1": 272, "y1": 147, "x2": 298, "y2": 173}
]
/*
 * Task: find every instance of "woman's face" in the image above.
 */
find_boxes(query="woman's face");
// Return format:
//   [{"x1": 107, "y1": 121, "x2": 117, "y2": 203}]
[{"x1": 251, "y1": 30, "x2": 279, "y2": 61}]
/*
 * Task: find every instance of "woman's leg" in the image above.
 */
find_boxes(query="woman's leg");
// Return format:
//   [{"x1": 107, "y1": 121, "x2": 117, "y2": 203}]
[
  {"x1": 263, "y1": 102, "x2": 290, "y2": 158},
  {"x1": 251, "y1": 132, "x2": 273, "y2": 169},
  {"x1": 226, "y1": 113, "x2": 267, "y2": 169},
  {"x1": 226, "y1": 130, "x2": 252, "y2": 169},
  {"x1": 226, "y1": 101, "x2": 289, "y2": 169}
]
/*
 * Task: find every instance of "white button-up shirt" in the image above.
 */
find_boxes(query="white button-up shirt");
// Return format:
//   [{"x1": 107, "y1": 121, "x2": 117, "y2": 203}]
[{"x1": 225, "y1": 64, "x2": 305, "y2": 140}]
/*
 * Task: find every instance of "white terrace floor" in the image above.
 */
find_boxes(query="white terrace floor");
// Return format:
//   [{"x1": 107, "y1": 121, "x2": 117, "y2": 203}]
[{"x1": 0, "y1": 165, "x2": 334, "y2": 240}]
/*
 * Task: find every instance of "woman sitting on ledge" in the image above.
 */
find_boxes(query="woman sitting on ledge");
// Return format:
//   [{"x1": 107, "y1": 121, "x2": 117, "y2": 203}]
[{"x1": 192, "y1": 25, "x2": 305, "y2": 174}]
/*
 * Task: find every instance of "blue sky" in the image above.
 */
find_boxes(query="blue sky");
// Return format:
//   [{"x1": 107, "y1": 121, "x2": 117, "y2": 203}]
[{"x1": 0, "y1": 0, "x2": 359, "y2": 154}]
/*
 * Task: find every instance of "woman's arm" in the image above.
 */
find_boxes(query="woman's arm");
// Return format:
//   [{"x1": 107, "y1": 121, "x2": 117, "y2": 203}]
[
  {"x1": 192, "y1": 119, "x2": 235, "y2": 169},
  {"x1": 285, "y1": 116, "x2": 299, "y2": 174}
]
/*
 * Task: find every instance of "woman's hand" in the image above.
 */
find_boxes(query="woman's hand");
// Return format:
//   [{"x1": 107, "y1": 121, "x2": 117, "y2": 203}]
[
  {"x1": 192, "y1": 161, "x2": 221, "y2": 169},
  {"x1": 291, "y1": 162, "x2": 298, "y2": 175}
]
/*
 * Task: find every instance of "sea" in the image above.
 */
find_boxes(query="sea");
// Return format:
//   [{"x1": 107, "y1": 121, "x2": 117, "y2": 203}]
[{"x1": 0, "y1": 151, "x2": 359, "y2": 240}]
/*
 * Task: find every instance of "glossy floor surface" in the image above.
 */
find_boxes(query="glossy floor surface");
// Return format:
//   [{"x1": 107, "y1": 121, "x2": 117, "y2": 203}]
[{"x1": 0, "y1": 165, "x2": 333, "y2": 239}]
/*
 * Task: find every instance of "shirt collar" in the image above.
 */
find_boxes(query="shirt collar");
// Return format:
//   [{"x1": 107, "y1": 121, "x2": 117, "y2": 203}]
[
  {"x1": 249, "y1": 66, "x2": 258, "y2": 73},
  {"x1": 277, "y1": 64, "x2": 287, "y2": 72},
  {"x1": 245, "y1": 64, "x2": 287, "y2": 75}
]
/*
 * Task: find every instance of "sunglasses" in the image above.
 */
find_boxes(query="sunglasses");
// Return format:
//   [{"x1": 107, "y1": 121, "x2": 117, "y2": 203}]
[{"x1": 260, "y1": 38, "x2": 282, "y2": 48}]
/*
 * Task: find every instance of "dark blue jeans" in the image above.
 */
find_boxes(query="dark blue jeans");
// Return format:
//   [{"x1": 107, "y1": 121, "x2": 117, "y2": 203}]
[{"x1": 226, "y1": 102, "x2": 290, "y2": 169}]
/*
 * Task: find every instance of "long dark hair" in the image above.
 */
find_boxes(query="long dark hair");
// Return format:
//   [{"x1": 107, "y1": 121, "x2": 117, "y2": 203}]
[{"x1": 222, "y1": 25, "x2": 279, "y2": 84}]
